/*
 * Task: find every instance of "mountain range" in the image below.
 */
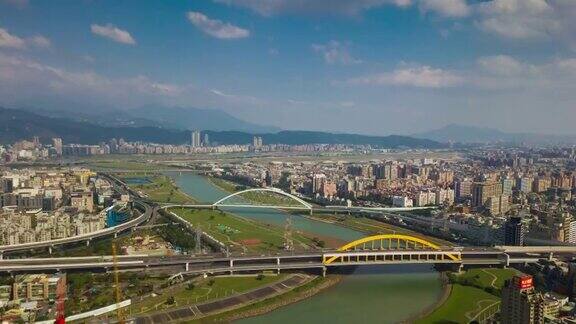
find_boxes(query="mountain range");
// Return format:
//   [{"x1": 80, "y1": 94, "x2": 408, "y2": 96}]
[
  {"x1": 22, "y1": 105, "x2": 279, "y2": 133},
  {"x1": 414, "y1": 124, "x2": 576, "y2": 145},
  {"x1": 0, "y1": 107, "x2": 443, "y2": 148}
]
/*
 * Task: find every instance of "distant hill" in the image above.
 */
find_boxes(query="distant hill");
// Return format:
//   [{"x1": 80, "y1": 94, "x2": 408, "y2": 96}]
[
  {"x1": 0, "y1": 107, "x2": 187, "y2": 145},
  {"x1": 0, "y1": 106, "x2": 444, "y2": 148},
  {"x1": 128, "y1": 105, "x2": 280, "y2": 133},
  {"x1": 22, "y1": 104, "x2": 279, "y2": 133},
  {"x1": 414, "y1": 124, "x2": 576, "y2": 145}
]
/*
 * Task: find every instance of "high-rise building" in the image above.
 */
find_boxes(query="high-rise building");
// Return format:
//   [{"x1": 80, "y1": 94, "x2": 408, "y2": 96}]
[
  {"x1": 454, "y1": 178, "x2": 472, "y2": 201},
  {"x1": 191, "y1": 130, "x2": 201, "y2": 147},
  {"x1": 435, "y1": 188, "x2": 455, "y2": 206},
  {"x1": 501, "y1": 275, "x2": 542, "y2": 324},
  {"x1": 517, "y1": 177, "x2": 534, "y2": 193},
  {"x1": 312, "y1": 173, "x2": 326, "y2": 194},
  {"x1": 253, "y1": 136, "x2": 263, "y2": 148},
  {"x1": 0, "y1": 178, "x2": 13, "y2": 194},
  {"x1": 504, "y1": 216, "x2": 525, "y2": 246},
  {"x1": 501, "y1": 177, "x2": 514, "y2": 197},
  {"x1": 471, "y1": 181, "x2": 498, "y2": 209},
  {"x1": 52, "y1": 138, "x2": 63, "y2": 156},
  {"x1": 203, "y1": 133, "x2": 210, "y2": 147}
]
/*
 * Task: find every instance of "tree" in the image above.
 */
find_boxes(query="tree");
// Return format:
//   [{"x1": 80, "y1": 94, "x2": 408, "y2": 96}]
[{"x1": 166, "y1": 296, "x2": 175, "y2": 304}]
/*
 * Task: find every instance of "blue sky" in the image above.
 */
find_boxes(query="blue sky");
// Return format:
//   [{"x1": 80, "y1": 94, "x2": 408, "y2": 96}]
[{"x1": 1, "y1": 0, "x2": 576, "y2": 135}]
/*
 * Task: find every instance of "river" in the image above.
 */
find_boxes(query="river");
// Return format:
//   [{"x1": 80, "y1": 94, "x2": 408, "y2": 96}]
[{"x1": 170, "y1": 172, "x2": 442, "y2": 323}]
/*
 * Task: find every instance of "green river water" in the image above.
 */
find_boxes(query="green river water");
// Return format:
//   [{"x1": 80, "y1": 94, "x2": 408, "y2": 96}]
[{"x1": 170, "y1": 172, "x2": 442, "y2": 323}]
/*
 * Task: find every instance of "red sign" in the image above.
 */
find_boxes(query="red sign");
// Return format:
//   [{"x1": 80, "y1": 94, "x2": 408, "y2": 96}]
[{"x1": 518, "y1": 275, "x2": 533, "y2": 289}]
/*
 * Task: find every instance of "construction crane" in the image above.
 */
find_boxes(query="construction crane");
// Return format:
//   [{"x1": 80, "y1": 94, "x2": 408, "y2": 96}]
[
  {"x1": 112, "y1": 241, "x2": 125, "y2": 324},
  {"x1": 54, "y1": 273, "x2": 66, "y2": 324}
]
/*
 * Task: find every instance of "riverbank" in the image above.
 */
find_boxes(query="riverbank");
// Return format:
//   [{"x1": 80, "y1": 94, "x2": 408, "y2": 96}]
[
  {"x1": 417, "y1": 267, "x2": 519, "y2": 323},
  {"x1": 170, "y1": 172, "x2": 445, "y2": 323},
  {"x1": 203, "y1": 275, "x2": 343, "y2": 323},
  {"x1": 409, "y1": 278, "x2": 452, "y2": 323}
]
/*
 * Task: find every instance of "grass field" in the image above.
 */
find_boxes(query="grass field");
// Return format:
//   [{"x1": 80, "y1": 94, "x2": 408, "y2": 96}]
[
  {"x1": 420, "y1": 284, "x2": 499, "y2": 324},
  {"x1": 125, "y1": 174, "x2": 195, "y2": 204},
  {"x1": 420, "y1": 267, "x2": 519, "y2": 323},
  {"x1": 130, "y1": 275, "x2": 285, "y2": 316},
  {"x1": 456, "y1": 268, "x2": 520, "y2": 291},
  {"x1": 171, "y1": 208, "x2": 316, "y2": 253},
  {"x1": 66, "y1": 272, "x2": 169, "y2": 316}
]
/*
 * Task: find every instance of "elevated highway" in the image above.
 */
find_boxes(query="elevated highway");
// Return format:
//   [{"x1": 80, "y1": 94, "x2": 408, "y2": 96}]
[{"x1": 0, "y1": 235, "x2": 571, "y2": 274}]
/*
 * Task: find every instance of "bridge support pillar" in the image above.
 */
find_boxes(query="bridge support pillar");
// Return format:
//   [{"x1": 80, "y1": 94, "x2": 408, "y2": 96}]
[
  {"x1": 48, "y1": 246, "x2": 52, "y2": 255},
  {"x1": 548, "y1": 252, "x2": 554, "y2": 261},
  {"x1": 503, "y1": 253, "x2": 510, "y2": 268},
  {"x1": 0, "y1": 252, "x2": 2, "y2": 260},
  {"x1": 185, "y1": 262, "x2": 189, "y2": 272},
  {"x1": 322, "y1": 267, "x2": 326, "y2": 277},
  {"x1": 114, "y1": 232, "x2": 118, "y2": 239},
  {"x1": 230, "y1": 259, "x2": 234, "y2": 268},
  {"x1": 276, "y1": 258, "x2": 280, "y2": 266}
]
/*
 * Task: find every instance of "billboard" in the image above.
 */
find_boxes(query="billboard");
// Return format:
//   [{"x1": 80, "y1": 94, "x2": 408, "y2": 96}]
[{"x1": 518, "y1": 275, "x2": 533, "y2": 289}]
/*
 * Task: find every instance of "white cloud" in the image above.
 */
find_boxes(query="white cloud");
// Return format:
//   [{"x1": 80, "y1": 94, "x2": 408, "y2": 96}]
[
  {"x1": 312, "y1": 41, "x2": 362, "y2": 65},
  {"x1": 0, "y1": 28, "x2": 51, "y2": 49},
  {"x1": 216, "y1": 0, "x2": 473, "y2": 17},
  {"x1": 348, "y1": 64, "x2": 462, "y2": 88},
  {"x1": 470, "y1": 54, "x2": 576, "y2": 91},
  {"x1": 28, "y1": 35, "x2": 51, "y2": 48},
  {"x1": 0, "y1": 28, "x2": 25, "y2": 49},
  {"x1": 419, "y1": 0, "x2": 470, "y2": 18},
  {"x1": 477, "y1": 55, "x2": 529, "y2": 75},
  {"x1": 186, "y1": 11, "x2": 250, "y2": 40},
  {"x1": 91, "y1": 24, "x2": 136, "y2": 45},
  {"x1": 0, "y1": 52, "x2": 268, "y2": 112},
  {"x1": 474, "y1": 0, "x2": 573, "y2": 42},
  {"x1": 214, "y1": 0, "x2": 412, "y2": 17}
]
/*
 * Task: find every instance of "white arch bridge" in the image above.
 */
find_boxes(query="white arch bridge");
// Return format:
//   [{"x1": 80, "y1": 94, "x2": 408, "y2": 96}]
[{"x1": 162, "y1": 187, "x2": 433, "y2": 213}]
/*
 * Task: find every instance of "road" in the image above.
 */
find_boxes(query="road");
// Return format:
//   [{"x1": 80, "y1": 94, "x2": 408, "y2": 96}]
[{"x1": 0, "y1": 246, "x2": 568, "y2": 274}]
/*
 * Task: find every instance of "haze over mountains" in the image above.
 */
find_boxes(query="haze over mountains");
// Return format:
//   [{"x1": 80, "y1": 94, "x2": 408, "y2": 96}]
[
  {"x1": 5, "y1": 103, "x2": 575, "y2": 147},
  {"x1": 0, "y1": 106, "x2": 442, "y2": 148},
  {"x1": 22, "y1": 105, "x2": 279, "y2": 133},
  {"x1": 414, "y1": 124, "x2": 576, "y2": 145}
]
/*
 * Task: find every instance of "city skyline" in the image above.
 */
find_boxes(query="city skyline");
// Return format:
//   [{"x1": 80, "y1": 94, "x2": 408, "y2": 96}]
[{"x1": 1, "y1": 0, "x2": 576, "y2": 136}]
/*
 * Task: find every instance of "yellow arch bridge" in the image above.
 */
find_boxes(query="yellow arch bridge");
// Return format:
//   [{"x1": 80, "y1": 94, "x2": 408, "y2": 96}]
[{"x1": 322, "y1": 234, "x2": 461, "y2": 265}]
